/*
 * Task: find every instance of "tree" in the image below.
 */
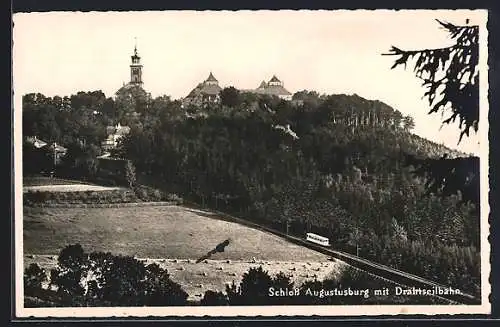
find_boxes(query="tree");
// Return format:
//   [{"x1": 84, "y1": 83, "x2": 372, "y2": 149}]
[
  {"x1": 384, "y1": 19, "x2": 480, "y2": 207},
  {"x1": 50, "y1": 244, "x2": 89, "y2": 297},
  {"x1": 42, "y1": 245, "x2": 188, "y2": 306},
  {"x1": 226, "y1": 266, "x2": 273, "y2": 305},
  {"x1": 24, "y1": 263, "x2": 47, "y2": 295},
  {"x1": 403, "y1": 115, "x2": 415, "y2": 131},
  {"x1": 292, "y1": 90, "x2": 321, "y2": 109},
  {"x1": 58, "y1": 142, "x2": 100, "y2": 180},
  {"x1": 384, "y1": 20, "x2": 479, "y2": 140},
  {"x1": 22, "y1": 140, "x2": 53, "y2": 175},
  {"x1": 125, "y1": 160, "x2": 137, "y2": 188},
  {"x1": 201, "y1": 290, "x2": 229, "y2": 306},
  {"x1": 220, "y1": 86, "x2": 242, "y2": 108},
  {"x1": 141, "y1": 263, "x2": 188, "y2": 306}
]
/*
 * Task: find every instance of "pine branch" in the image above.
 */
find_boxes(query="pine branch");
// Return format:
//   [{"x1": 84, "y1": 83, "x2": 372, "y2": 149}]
[{"x1": 383, "y1": 21, "x2": 479, "y2": 144}]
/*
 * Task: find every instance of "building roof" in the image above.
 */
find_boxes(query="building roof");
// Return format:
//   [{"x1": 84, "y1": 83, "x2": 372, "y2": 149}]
[
  {"x1": 258, "y1": 81, "x2": 268, "y2": 89},
  {"x1": 185, "y1": 78, "x2": 222, "y2": 99},
  {"x1": 186, "y1": 83, "x2": 204, "y2": 98},
  {"x1": 115, "y1": 82, "x2": 145, "y2": 95},
  {"x1": 199, "y1": 83, "x2": 222, "y2": 95},
  {"x1": 206, "y1": 72, "x2": 218, "y2": 83},
  {"x1": 97, "y1": 152, "x2": 112, "y2": 159},
  {"x1": 46, "y1": 143, "x2": 67, "y2": 152},
  {"x1": 254, "y1": 85, "x2": 292, "y2": 96},
  {"x1": 25, "y1": 136, "x2": 47, "y2": 148},
  {"x1": 269, "y1": 75, "x2": 281, "y2": 83},
  {"x1": 131, "y1": 43, "x2": 141, "y2": 61},
  {"x1": 106, "y1": 124, "x2": 131, "y2": 136}
]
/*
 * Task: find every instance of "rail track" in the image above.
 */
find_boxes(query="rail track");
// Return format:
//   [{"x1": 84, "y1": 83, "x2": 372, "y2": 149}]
[{"x1": 185, "y1": 204, "x2": 481, "y2": 305}]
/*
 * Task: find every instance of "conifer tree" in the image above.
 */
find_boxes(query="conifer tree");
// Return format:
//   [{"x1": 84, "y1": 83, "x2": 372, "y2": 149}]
[{"x1": 384, "y1": 19, "x2": 481, "y2": 207}]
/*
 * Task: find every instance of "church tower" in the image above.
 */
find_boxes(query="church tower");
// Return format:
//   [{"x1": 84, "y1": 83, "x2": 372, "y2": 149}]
[{"x1": 130, "y1": 39, "x2": 143, "y2": 85}]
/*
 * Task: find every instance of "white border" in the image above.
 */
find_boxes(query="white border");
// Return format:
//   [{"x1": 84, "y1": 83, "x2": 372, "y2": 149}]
[{"x1": 13, "y1": 9, "x2": 491, "y2": 317}]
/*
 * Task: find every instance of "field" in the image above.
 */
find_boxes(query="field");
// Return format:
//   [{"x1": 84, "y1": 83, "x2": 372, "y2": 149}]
[
  {"x1": 25, "y1": 254, "x2": 342, "y2": 302},
  {"x1": 23, "y1": 176, "x2": 96, "y2": 187},
  {"x1": 23, "y1": 184, "x2": 126, "y2": 193},
  {"x1": 23, "y1": 176, "x2": 127, "y2": 193},
  {"x1": 24, "y1": 205, "x2": 344, "y2": 301}
]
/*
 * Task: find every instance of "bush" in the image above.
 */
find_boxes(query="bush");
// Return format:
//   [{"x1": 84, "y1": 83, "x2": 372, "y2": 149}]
[
  {"x1": 132, "y1": 184, "x2": 182, "y2": 203},
  {"x1": 152, "y1": 189, "x2": 163, "y2": 201},
  {"x1": 125, "y1": 161, "x2": 136, "y2": 189},
  {"x1": 24, "y1": 263, "x2": 47, "y2": 295},
  {"x1": 201, "y1": 290, "x2": 229, "y2": 306},
  {"x1": 24, "y1": 189, "x2": 139, "y2": 205},
  {"x1": 33, "y1": 244, "x2": 188, "y2": 307},
  {"x1": 135, "y1": 187, "x2": 150, "y2": 201},
  {"x1": 167, "y1": 193, "x2": 183, "y2": 203},
  {"x1": 50, "y1": 244, "x2": 89, "y2": 297}
]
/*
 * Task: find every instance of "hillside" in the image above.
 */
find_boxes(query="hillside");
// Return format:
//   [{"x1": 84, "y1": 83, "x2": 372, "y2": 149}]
[
  {"x1": 23, "y1": 206, "x2": 330, "y2": 261},
  {"x1": 22, "y1": 91, "x2": 481, "y2": 297},
  {"x1": 114, "y1": 92, "x2": 480, "y2": 297},
  {"x1": 24, "y1": 205, "x2": 346, "y2": 301}
]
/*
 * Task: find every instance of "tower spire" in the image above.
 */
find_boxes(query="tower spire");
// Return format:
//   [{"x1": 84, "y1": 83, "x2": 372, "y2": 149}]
[{"x1": 130, "y1": 37, "x2": 143, "y2": 85}]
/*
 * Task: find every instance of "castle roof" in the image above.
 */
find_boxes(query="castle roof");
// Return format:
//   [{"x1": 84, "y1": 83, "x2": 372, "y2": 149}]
[
  {"x1": 258, "y1": 81, "x2": 268, "y2": 89},
  {"x1": 254, "y1": 85, "x2": 292, "y2": 96},
  {"x1": 206, "y1": 72, "x2": 218, "y2": 83},
  {"x1": 199, "y1": 83, "x2": 222, "y2": 95},
  {"x1": 269, "y1": 75, "x2": 281, "y2": 83},
  {"x1": 253, "y1": 76, "x2": 291, "y2": 96},
  {"x1": 185, "y1": 74, "x2": 222, "y2": 98}
]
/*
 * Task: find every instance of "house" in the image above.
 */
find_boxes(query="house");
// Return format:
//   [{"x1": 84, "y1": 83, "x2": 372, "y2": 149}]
[
  {"x1": 101, "y1": 123, "x2": 131, "y2": 151},
  {"x1": 45, "y1": 142, "x2": 68, "y2": 165},
  {"x1": 24, "y1": 136, "x2": 67, "y2": 167},
  {"x1": 25, "y1": 136, "x2": 48, "y2": 149}
]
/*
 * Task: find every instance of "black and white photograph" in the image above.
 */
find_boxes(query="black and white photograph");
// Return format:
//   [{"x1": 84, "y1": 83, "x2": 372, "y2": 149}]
[{"x1": 13, "y1": 9, "x2": 490, "y2": 316}]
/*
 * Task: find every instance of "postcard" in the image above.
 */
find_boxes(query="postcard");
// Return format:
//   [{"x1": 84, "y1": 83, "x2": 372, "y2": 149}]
[{"x1": 13, "y1": 9, "x2": 490, "y2": 317}]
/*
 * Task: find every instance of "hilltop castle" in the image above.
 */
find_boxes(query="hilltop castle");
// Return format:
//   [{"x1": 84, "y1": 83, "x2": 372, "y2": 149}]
[
  {"x1": 115, "y1": 43, "x2": 294, "y2": 107},
  {"x1": 183, "y1": 72, "x2": 293, "y2": 106}
]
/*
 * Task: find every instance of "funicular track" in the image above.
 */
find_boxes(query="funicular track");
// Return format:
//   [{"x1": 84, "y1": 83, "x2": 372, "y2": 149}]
[{"x1": 184, "y1": 204, "x2": 481, "y2": 305}]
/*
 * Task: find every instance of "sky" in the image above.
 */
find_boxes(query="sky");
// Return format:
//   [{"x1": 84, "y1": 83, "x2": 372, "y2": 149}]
[{"x1": 12, "y1": 10, "x2": 488, "y2": 155}]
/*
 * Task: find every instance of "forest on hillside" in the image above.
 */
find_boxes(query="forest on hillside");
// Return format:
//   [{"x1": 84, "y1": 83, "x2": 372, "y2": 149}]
[
  {"x1": 117, "y1": 91, "x2": 481, "y2": 297},
  {"x1": 22, "y1": 88, "x2": 481, "y2": 297}
]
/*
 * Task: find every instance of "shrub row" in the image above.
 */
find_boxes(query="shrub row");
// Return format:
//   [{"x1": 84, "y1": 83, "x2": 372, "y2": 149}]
[
  {"x1": 23, "y1": 189, "x2": 138, "y2": 205},
  {"x1": 133, "y1": 184, "x2": 183, "y2": 203},
  {"x1": 25, "y1": 201, "x2": 181, "y2": 208}
]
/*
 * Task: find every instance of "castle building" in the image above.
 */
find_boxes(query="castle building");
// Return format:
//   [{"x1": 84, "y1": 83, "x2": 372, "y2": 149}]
[
  {"x1": 252, "y1": 75, "x2": 292, "y2": 100},
  {"x1": 183, "y1": 73, "x2": 293, "y2": 105},
  {"x1": 183, "y1": 72, "x2": 223, "y2": 107}
]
